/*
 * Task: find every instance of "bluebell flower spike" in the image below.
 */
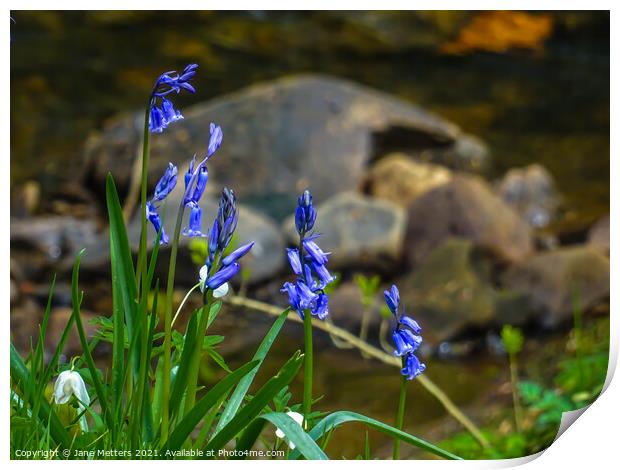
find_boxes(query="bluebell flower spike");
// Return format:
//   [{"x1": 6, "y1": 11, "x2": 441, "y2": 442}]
[
  {"x1": 385, "y1": 283, "x2": 426, "y2": 381},
  {"x1": 153, "y1": 163, "x2": 178, "y2": 202},
  {"x1": 281, "y1": 189, "x2": 336, "y2": 321},
  {"x1": 149, "y1": 63, "x2": 198, "y2": 134}
]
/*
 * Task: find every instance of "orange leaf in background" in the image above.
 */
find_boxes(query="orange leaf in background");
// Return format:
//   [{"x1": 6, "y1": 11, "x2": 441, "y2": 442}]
[{"x1": 440, "y1": 11, "x2": 553, "y2": 55}]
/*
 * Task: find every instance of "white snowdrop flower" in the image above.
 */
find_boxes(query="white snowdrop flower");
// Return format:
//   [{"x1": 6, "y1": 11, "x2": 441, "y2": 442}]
[
  {"x1": 53, "y1": 370, "x2": 90, "y2": 409},
  {"x1": 275, "y1": 411, "x2": 304, "y2": 450}
]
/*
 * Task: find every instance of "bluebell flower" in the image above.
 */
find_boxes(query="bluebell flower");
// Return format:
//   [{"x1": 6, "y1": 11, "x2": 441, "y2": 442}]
[
  {"x1": 281, "y1": 189, "x2": 335, "y2": 320},
  {"x1": 303, "y1": 236, "x2": 330, "y2": 265},
  {"x1": 295, "y1": 189, "x2": 317, "y2": 235},
  {"x1": 146, "y1": 201, "x2": 169, "y2": 245},
  {"x1": 222, "y1": 241, "x2": 254, "y2": 266},
  {"x1": 385, "y1": 283, "x2": 426, "y2": 380},
  {"x1": 153, "y1": 163, "x2": 178, "y2": 202},
  {"x1": 207, "y1": 123, "x2": 223, "y2": 158},
  {"x1": 188, "y1": 166, "x2": 208, "y2": 204},
  {"x1": 384, "y1": 285, "x2": 400, "y2": 316},
  {"x1": 287, "y1": 248, "x2": 303, "y2": 276},
  {"x1": 402, "y1": 352, "x2": 426, "y2": 380},
  {"x1": 206, "y1": 262, "x2": 240, "y2": 289},
  {"x1": 216, "y1": 188, "x2": 238, "y2": 251},
  {"x1": 149, "y1": 63, "x2": 198, "y2": 134},
  {"x1": 182, "y1": 201, "x2": 207, "y2": 237},
  {"x1": 196, "y1": 185, "x2": 253, "y2": 294}
]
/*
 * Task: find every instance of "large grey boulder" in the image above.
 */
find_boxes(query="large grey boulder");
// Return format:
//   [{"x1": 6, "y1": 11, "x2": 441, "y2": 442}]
[
  {"x1": 405, "y1": 174, "x2": 533, "y2": 267},
  {"x1": 282, "y1": 191, "x2": 407, "y2": 271},
  {"x1": 501, "y1": 246, "x2": 610, "y2": 327},
  {"x1": 83, "y1": 74, "x2": 488, "y2": 221}
]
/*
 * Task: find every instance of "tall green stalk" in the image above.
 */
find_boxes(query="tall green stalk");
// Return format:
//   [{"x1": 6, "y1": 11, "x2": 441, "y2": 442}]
[
  {"x1": 393, "y1": 373, "x2": 407, "y2": 459},
  {"x1": 303, "y1": 308, "x2": 313, "y2": 428}
]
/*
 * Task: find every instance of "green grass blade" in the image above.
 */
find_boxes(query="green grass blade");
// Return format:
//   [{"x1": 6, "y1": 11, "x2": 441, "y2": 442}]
[
  {"x1": 215, "y1": 308, "x2": 290, "y2": 433},
  {"x1": 164, "y1": 360, "x2": 259, "y2": 451},
  {"x1": 106, "y1": 174, "x2": 138, "y2": 361},
  {"x1": 205, "y1": 350, "x2": 303, "y2": 454},
  {"x1": 169, "y1": 311, "x2": 199, "y2": 420},
  {"x1": 70, "y1": 250, "x2": 113, "y2": 433},
  {"x1": 259, "y1": 412, "x2": 328, "y2": 460},
  {"x1": 289, "y1": 410, "x2": 462, "y2": 460},
  {"x1": 10, "y1": 343, "x2": 71, "y2": 449}
]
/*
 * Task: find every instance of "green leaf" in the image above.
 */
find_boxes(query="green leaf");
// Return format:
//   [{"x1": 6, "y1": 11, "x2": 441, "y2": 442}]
[
  {"x1": 10, "y1": 343, "x2": 71, "y2": 449},
  {"x1": 260, "y1": 412, "x2": 328, "y2": 460},
  {"x1": 169, "y1": 313, "x2": 199, "y2": 419},
  {"x1": 215, "y1": 308, "x2": 289, "y2": 433},
  {"x1": 205, "y1": 350, "x2": 303, "y2": 453},
  {"x1": 206, "y1": 348, "x2": 232, "y2": 373},
  {"x1": 289, "y1": 411, "x2": 461, "y2": 460},
  {"x1": 164, "y1": 360, "x2": 259, "y2": 451},
  {"x1": 70, "y1": 250, "x2": 113, "y2": 432},
  {"x1": 106, "y1": 174, "x2": 138, "y2": 375}
]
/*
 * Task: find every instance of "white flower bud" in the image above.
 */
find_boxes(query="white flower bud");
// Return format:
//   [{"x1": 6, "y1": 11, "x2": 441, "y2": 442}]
[{"x1": 275, "y1": 411, "x2": 304, "y2": 450}]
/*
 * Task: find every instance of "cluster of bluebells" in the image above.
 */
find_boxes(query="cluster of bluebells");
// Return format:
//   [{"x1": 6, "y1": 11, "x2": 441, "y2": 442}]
[
  {"x1": 149, "y1": 63, "x2": 198, "y2": 133},
  {"x1": 146, "y1": 123, "x2": 222, "y2": 246},
  {"x1": 385, "y1": 285, "x2": 426, "y2": 380},
  {"x1": 281, "y1": 190, "x2": 336, "y2": 320},
  {"x1": 198, "y1": 187, "x2": 254, "y2": 294}
]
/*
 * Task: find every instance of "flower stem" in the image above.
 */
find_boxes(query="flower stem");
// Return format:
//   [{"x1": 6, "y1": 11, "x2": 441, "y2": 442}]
[
  {"x1": 161, "y1": 200, "x2": 187, "y2": 441},
  {"x1": 303, "y1": 308, "x2": 313, "y2": 428},
  {"x1": 393, "y1": 372, "x2": 407, "y2": 459},
  {"x1": 509, "y1": 352, "x2": 523, "y2": 433}
]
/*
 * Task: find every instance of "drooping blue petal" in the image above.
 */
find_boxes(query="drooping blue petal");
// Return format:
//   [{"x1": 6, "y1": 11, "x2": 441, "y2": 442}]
[
  {"x1": 312, "y1": 261, "x2": 336, "y2": 288},
  {"x1": 207, "y1": 123, "x2": 223, "y2": 157},
  {"x1": 398, "y1": 328, "x2": 422, "y2": 352},
  {"x1": 295, "y1": 206, "x2": 306, "y2": 234},
  {"x1": 182, "y1": 202, "x2": 207, "y2": 237},
  {"x1": 190, "y1": 165, "x2": 208, "y2": 203},
  {"x1": 146, "y1": 201, "x2": 169, "y2": 245},
  {"x1": 287, "y1": 248, "x2": 303, "y2": 276},
  {"x1": 401, "y1": 353, "x2": 426, "y2": 380},
  {"x1": 153, "y1": 162, "x2": 178, "y2": 202},
  {"x1": 161, "y1": 98, "x2": 183, "y2": 125},
  {"x1": 399, "y1": 315, "x2": 422, "y2": 335},
  {"x1": 184, "y1": 156, "x2": 196, "y2": 190},
  {"x1": 281, "y1": 282, "x2": 303, "y2": 319},
  {"x1": 392, "y1": 330, "x2": 414, "y2": 357},
  {"x1": 312, "y1": 293, "x2": 329, "y2": 320},
  {"x1": 384, "y1": 285, "x2": 400, "y2": 315},
  {"x1": 149, "y1": 106, "x2": 165, "y2": 133},
  {"x1": 303, "y1": 238, "x2": 330, "y2": 265},
  {"x1": 206, "y1": 262, "x2": 240, "y2": 289},
  {"x1": 222, "y1": 241, "x2": 254, "y2": 266},
  {"x1": 296, "y1": 281, "x2": 318, "y2": 310}
]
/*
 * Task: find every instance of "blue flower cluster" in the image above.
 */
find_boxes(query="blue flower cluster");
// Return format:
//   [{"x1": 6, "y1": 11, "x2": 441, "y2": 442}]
[
  {"x1": 384, "y1": 285, "x2": 426, "y2": 380},
  {"x1": 149, "y1": 63, "x2": 198, "y2": 133},
  {"x1": 146, "y1": 123, "x2": 222, "y2": 245},
  {"x1": 200, "y1": 187, "x2": 254, "y2": 291},
  {"x1": 281, "y1": 190, "x2": 336, "y2": 320}
]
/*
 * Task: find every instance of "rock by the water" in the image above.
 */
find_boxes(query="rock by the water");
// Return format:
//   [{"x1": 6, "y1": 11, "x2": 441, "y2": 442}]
[
  {"x1": 397, "y1": 238, "x2": 497, "y2": 346},
  {"x1": 587, "y1": 215, "x2": 609, "y2": 255},
  {"x1": 328, "y1": 281, "x2": 383, "y2": 333},
  {"x1": 283, "y1": 191, "x2": 406, "y2": 271},
  {"x1": 363, "y1": 153, "x2": 452, "y2": 208},
  {"x1": 496, "y1": 164, "x2": 559, "y2": 228},
  {"x1": 84, "y1": 75, "x2": 488, "y2": 221},
  {"x1": 405, "y1": 174, "x2": 533, "y2": 266},
  {"x1": 502, "y1": 246, "x2": 610, "y2": 327}
]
